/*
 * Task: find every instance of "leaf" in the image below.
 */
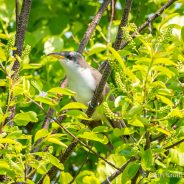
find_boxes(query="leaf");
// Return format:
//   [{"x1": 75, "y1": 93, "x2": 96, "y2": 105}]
[
  {"x1": 88, "y1": 43, "x2": 106, "y2": 56},
  {"x1": 34, "y1": 129, "x2": 48, "y2": 142},
  {"x1": 121, "y1": 162, "x2": 140, "y2": 184},
  {"x1": 78, "y1": 132, "x2": 108, "y2": 144},
  {"x1": 35, "y1": 152, "x2": 64, "y2": 170},
  {"x1": 156, "y1": 127, "x2": 171, "y2": 136},
  {"x1": 60, "y1": 172, "x2": 73, "y2": 184},
  {"x1": 153, "y1": 58, "x2": 177, "y2": 66},
  {"x1": 22, "y1": 63, "x2": 42, "y2": 70},
  {"x1": 107, "y1": 45, "x2": 126, "y2": 71},
  {"x1": 35, "y1": 96, "x2": 57, "y2": 106},
  {"x1": 0, "y1": 79, "x2": 6, "y2": 86},
  {"x1": 127, "y1": 105, "x2": 143, "y2": 118},
  {"x1": 128, "y1": 118, "x2": 144, "y2": 127},
  {"x1": 92, "y1": 126, "x2": 109, "y2": 133},
  {"x1": 156, "y1": 95, "x2": 173, "y2": 107},
  {"x1": 48, "y1": 87, "x2": 75, "y2": 96},
  {"x1": 66, "y1": 110, "x2": 92, "y2": 120},
  {"x1": 113, "y1": 128, "x2": 135, "y2": 137},
  {"x1": 151, "y1": 65, "x2": 175, "y2": 78},
  {"x1": 61, "y1": 102, "x2": 87, "y2": 111},
  {"x1": 43, "y1": 175, "x2": 50, "y2": 184},
  {"x1": 170, "y1": 149, "x2": 184, "y2": 166},
  {"x1": 14, "y1": 111, "x2": 38, "y2": 126},
  {"x1": 141, "y1": 148, "x2": 153, "y2": 170},
  {"x1": 46, "y1": 154, "x2": 64, "y2": 170},
  {"x1": 45, "y1": 137, "x2": 67, "y2": 148}
]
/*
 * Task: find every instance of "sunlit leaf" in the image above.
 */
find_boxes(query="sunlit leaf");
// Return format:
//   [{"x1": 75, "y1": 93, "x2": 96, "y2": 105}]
[
  {"x1": 14, "y1": 111, "x2": 38, "y2": 126},
  {"x1": 61, "y1": 102, "x2": 87, "y2": 111},
  {"x1": 78, "y1": 132, "x2": 108, "y2": 144}
]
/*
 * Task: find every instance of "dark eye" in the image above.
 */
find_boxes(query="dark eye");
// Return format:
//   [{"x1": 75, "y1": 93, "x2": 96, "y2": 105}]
[{"x1": 66, "y1": 54, "x2": 72, "y2": 60}]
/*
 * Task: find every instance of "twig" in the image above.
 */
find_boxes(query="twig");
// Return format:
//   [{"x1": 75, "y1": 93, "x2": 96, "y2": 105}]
[
  {"x1": 164, "y1": 138, "x2": 184, "y2": 150},
  {"x1": 113, "y1": 0, "x2": 133, "y2": 50},
  {"x1": 101, "y1": 157, "x2": 136, "y2": 184},
  {"x1": 77, "y1": 0, "x2": 111, "y2": 53},
  {"x1": 120, "y1": 0, "x2": 177, "y2": 49}
]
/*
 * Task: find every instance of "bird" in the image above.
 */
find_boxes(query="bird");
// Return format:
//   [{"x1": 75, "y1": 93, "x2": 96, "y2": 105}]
[{"x1": 48, "y1": 51, "x2": 126, "y2": 129}]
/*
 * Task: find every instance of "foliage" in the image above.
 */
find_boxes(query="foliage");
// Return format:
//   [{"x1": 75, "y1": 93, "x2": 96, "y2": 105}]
[{"x1": 0, "y1": 0, "x2": 184, "y2": 184}]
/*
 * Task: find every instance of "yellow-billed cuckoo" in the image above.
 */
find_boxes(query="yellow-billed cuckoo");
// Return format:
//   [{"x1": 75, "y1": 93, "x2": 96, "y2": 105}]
[{"x1": 48, "y1": 51, "x2": 126, "y2": 129}]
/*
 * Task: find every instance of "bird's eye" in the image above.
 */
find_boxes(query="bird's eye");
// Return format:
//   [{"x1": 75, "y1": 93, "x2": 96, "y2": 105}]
[{"x1": 66, "y1": 54, "x2": 72, "y2": 60}]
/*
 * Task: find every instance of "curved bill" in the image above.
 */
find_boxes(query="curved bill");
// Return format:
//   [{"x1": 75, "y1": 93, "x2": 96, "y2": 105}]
[{"x1": 47, "y1": 52, "x2": 65, "y2": 59}]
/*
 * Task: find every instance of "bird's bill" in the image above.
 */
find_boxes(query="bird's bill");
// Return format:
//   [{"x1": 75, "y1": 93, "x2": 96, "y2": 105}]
[{"x1": 47, "y1": 52, "x2": 65, "y2": 59}]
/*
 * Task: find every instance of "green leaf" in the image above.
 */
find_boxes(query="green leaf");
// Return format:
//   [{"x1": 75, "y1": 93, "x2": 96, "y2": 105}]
[
  {"x1": 66, "y1": 110, "x2": 92, "y2": 120},
  {"x1": 156, "y1": 127, "x2": 171, "y2": 136},
  {"x1": 92, "y1": 126, "x2": 109, "y2": 133},
  {"x1": 78, "y1": 132, "x2": 108, "y2": 144},
  {"x1": 34, "y1": 129, "x2": 48, "y2": 142},
  {"x1": 45, "y1": 137, "x2": 67, "y2": 148},
  {"x1": 170, "y1": 149, "x2": 184, "y2": 166},
  {"x1": 22, "y1": 63, "x2": 42, "y2": 70},
  {"x1": 113, "y1": 128, "x2": 135, "y2": 137},
  {"x1": 127, "y1": 105, "x2": 143, "y2": 118},
  {"x1": 156, "y1": 95, "x2": 173, "y2": 106},
  {"x1": 14, "y1": 111, "x2": 38, "y2": 126},
  {"x1": 61, "y1": 102, "x2": 87, "y2": 111},
  {"x1": 88, "y1": 43, "x2": 106, "y2": 56},
  {"x1": 141, "y1": 148, "x2": 153, "y2": 170},
  {"x1": 128, "y1": 118, "x2": 144, "y2": 127},
  {"x1": 35, "y1": 96, "x2": 57, "y2": 106},
  {"x1": 35, "y1": 152, "x2": 64, "y2": 170},
  {"x1": 60, "y1": 172, "x2": 73, "y2": 184},
  {"x1": 154, "y1": 58, "x2": 177, "y2": 66},
  {"x1": 121, "y1": 162, "x2": 140, "y2": 184},
  {"x1": 107, "y1": 45, "x2": 126, "y2": 71},
  {"x1": 48, "y1": 87, "x2": 75, "y2": 96},
  {"x1": 43, "y1": 175, "x2": 50, "y2": 184}
]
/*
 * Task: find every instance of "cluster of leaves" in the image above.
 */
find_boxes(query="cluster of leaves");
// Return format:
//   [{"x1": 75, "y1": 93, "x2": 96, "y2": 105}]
[{"x1": 0, "y1": 0, "x2": 184, "y2": 184}]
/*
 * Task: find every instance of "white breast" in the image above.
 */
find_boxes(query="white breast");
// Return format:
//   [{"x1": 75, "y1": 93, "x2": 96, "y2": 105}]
[{"x1": 62, "y1": 61, "x2": 96, "y2": 104}]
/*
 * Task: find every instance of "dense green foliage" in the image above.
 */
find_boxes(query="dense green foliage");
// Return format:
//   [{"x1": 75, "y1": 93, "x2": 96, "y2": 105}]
[{"x1": 0, "y1": 0, "x2": 184, "y2": 183}]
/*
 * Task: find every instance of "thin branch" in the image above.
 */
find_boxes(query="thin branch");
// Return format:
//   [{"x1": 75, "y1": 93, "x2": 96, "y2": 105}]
[
  {"x1": 164, "y1": 138, "x2": 184, "y2": 150},
  {"x1": 113, "y1": 0, "x2": 133, "y2": 50},
  {"x1": 77, "y1": 0, "x2": 111, "y2": 53},
  {"x1": 120, "y1": 0, "x2": 177, "y2": 49},
  {"x1": 101, "y1": 157, "x2": 136, "y2": 184}
]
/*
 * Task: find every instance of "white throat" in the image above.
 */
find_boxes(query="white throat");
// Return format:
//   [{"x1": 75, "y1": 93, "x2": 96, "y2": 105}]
[{"x1": 60, "y1": 60, "x2": 96, "y2": 104}]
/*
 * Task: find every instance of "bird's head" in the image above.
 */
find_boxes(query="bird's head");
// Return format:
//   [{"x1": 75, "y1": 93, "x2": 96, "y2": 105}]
[{"x1": 48, "y1": 51, "x2": 88, "y2": 71}]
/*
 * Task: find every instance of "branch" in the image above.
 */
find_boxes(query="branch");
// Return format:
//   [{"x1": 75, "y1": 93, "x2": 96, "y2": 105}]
[
  {"x1": 164, "y1": 138, "x2": 184, "y2": 150},
  {"x1": 120, "y1": 0, "x2": 177, "y2": 49},
  {"x1": 113, "y1": 0, "x2": 133, "y2": 50},
  {"x1": 77, "y1": 0, "x2": 111, "y2": 53},
  {"x1": 86, "y1": 61, "x2": 111, "y2": 117},
  {"x1": 13, "y1": 0, "x2": 32, "y2": 77},
  {"x1": 4, "y1": 0, "x2": 32, "y2": 126},
  {"x1": 101, "y1": 157, "x2": 136, "y2": 184}
]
